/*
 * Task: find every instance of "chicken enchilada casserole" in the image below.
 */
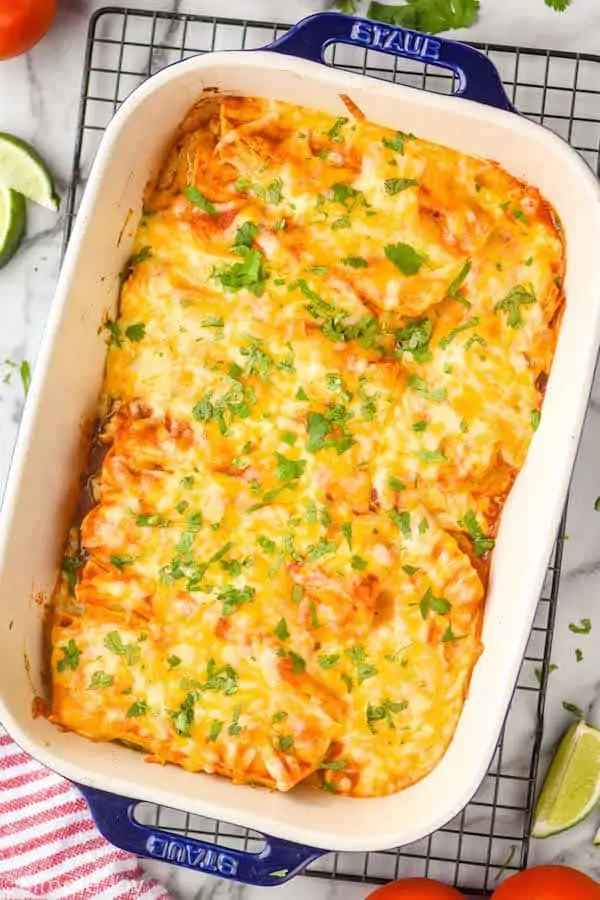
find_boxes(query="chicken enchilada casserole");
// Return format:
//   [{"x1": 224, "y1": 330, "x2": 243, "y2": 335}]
[{"x1": 49, "y1": 94, "x2": 565, "y2": 798}]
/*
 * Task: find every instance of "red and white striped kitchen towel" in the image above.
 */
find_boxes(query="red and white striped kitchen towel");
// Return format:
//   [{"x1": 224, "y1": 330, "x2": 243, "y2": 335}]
[{"x1": 0, "y1": 725, "x2": 172, "y2": 899}]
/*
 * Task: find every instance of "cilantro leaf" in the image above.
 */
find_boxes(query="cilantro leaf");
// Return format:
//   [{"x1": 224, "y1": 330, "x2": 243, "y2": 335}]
[
  {"x1": 366, "y1": 698, "x2": 408, "y2": 733},
  {"x1": 185, "y1": 186, "x2": 217, "y2": 215},
  {"x1": 274, "y1": 618, "x2": 290, "y2": 641},
  {"x1": 367, "y1": 0, "x2": 480, "y2": 34},
  {"x1": 438, "y1": 317, "x2": 479, "y2": 349},
  {"x1": 569, "y1": 618, "x2": 592, "y2": 635},
  {"x1": 494, "y1": 284, "x2": 536, "y2": 328},
  {"x1": 56, "y1": 639, "x2": 81, "y2": 672},
  {"x1": 384, "y1": 177, "x2": 418, "y2": 195},
  {"x1": 127, "y1": 700, "x2": 148, "y2": 717},
  {"x1": 395, "y1": 317, "x2": 432, "y2": 362},
  {"x1": 104, "y1": 631, "x2": 141, "y2": 665},
  {"x1": 217, "y1": 585, "x2": 255, "y2": 616},
  {"x1": 215, "y1": 246, "x2": 268, "y2": 297},
  {"x1": 234, "y1": 221, "x2": 258, "y2": 248},
  {"x1": 385, "y1": 242, "x2": 427, "y2": 275},
  {"x1": 87, "y1": 670, "x2": 114, "y2": 690},
  {"x1": 275, "y1": 452, "x2": 306, "y2": 482},
  {"x1": 545, "y1": 0, "x2": 571, "y2": 9},
  {"x1": 458, "y1": 510, "x2": 495, "y2": 556},
  {"x1": 446, "y1": 259, "x2": 472, "y2": 301},
  {"x1": 382, "y1": 131, "x2": 415, "y2": 154}
]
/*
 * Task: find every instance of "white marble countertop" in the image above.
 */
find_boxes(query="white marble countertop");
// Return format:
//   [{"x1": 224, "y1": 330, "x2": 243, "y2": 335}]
[{"x1": 1, "y1": 0, "x2": 600, "y2": 897}]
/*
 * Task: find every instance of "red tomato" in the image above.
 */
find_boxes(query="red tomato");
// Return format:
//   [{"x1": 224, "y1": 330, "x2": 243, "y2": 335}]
[
  {"x1": 493, "y1": 866, "x2": 600, "y2": 899},
  {"x1": 367, "y1": 879, "x2": 464, "y2": 899},
  {"x1": 0, "y1": 0, "x2": 56, "y2": 61}
]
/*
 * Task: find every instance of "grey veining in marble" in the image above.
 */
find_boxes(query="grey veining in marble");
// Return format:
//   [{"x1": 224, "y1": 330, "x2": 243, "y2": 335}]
[{"x1": 2, "y1": 1, "x2": 600, "y2": 897}]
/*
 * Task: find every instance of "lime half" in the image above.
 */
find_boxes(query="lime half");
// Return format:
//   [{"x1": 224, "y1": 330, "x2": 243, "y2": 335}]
[
  {"x1": 0, "y1": 133, "x2": 59, "y2": 212},
  {"x1": 532, "y1": 720, "x2": 600, "y2": 838},
  {"x1": 0, "y1": 187, "x2": 26, "y2": 270}
]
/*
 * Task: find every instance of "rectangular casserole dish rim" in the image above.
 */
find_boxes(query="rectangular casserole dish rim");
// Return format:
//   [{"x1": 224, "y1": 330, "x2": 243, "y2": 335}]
[{"x1": 0, "y1": 38, "x2": 599, "y2": 856}]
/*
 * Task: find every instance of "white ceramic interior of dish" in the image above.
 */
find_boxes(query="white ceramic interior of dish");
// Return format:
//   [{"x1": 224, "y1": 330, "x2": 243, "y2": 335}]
[{"x1": 0, "y1": 51, "x2": 599, "y2": 853}]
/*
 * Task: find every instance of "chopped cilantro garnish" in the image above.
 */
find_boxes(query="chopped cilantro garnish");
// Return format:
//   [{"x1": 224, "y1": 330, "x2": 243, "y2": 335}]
[
  {"x1": 110, "y1": 554, "x2": 134, "y2": 571},
  {"x1": 332, "y1": 216, "x2": 351, "y2": 230},
  {"x1": 366, "y1": 698, "x2": 408, "y2": 733},
  {"x1": 342, "y1": 256, "x2": 368, "y2": 268},
  {"x1": 228, "y1": 705, "x2": 244, "y2": 736},
  {"x1": 439, "y1": 317, "x2": 479, "y2": 349},
  {"x1": 120, "y1": 245, "x2": 152, "y2": 285},
  {"x1": 563, "y1": 701, "x2": 584, "y2": 718},
  {"x1": 395, "y1": 317, "x2": 432, "y2": 362},
  {"x1": 513, "y1": 208, "x2": 528, "y2": 224},
  {"x1": 402, "y1": 564, "x2": 420, "y2": 576},
  {"x1": 340, "y1": 674, "x2": 353, "y2": 694},
  {"x1": 208, "y1": 720, "x2": 223, "y2": 742},
  {"x1": 419, "y1": 587, "x2": 451, "y2": 619},
  {"x1": 61, "y1": 556, "x2": 82, "y2": 594},
  {"x1": 87, "y1": 672, "x2": 115, "y2": 691},
  {"x1": 351, "y1": 555, "x2": 368, "y2": 570},
  {"x1": 441, "y1": 624, "x2": 463, "y2": 642},
  {"x1": 126, "y1": 700, "x2": 148, "y2": 717},
  {"x1": 346, "y1": 645, "x2": 378, "y2": 684},
  {"x1": 215, "y1": 246, "x2": 268, "y2": 297},
  {"x1": 218, "y1": 585, "x2": 255, "y2": 616},
  {"x1": 341, "y1": 522, "x2": 353, "y2": 549},
  {"x1": 233, "y1": 221, "x2": 258, "y2": 248},
  {"x1": 412, "y1": 420, "x2": 427, "y2": 432},
  {"x1": 576, "y1": 648, "x2": 584, "y2": 662},
  {"x1": 125, "y1": 322, "x2": 146, "y2": 342},
  {"x1": 417, "y1": 448, "x2": 447, "y2": 463},
  {"x1": 257, "y1": 535, "x2": 276, "y2": 554},
  {"x1": 389, "y1": 509, "x2": 411, "y2": 537},
  {"x1": 309, "y1": 599, "x2": 320, "y2": 629},
  {"x1": 267, "y1": 178, "x2": 283, "y2": 204},
  {"x1": 319, "y1": 759, "x2": 348, "y2": 770},
  {"x1": 185, "y1": 186, "x2": 217, "y2": 215},
  {"x1": 388, "y1": 477, "x2": 406, "y2": 491},
  {"x1": 327, "y1": 117, "x2": 348, "y2": 142},
  {"x1": 446, "y1": 260, "x2": 472, "y2": 300},
  {"x1": 291, "y1": 584, "x2": 304, "y2": 605},
  {"x1": 458, "y1": 510, "x2": 495, "y2": 556},
  {"x1": 381, "y1": 131, "x2": 414, "y2": 154},
  {"x1": 170, "y1": 693, "x2": 196, "y2": 736},
  {"x1": 274, "y1": 618, "x2": 290, "y2": 641},
  {"x1": 306, "y1": 408, "x2": 355, "y2": 455},
  {"x1": 167, "y1": 654, "x2": 182, "y2": 669},
  {"x1": 494, "y1": 284, "x2": 536, "y2": 328},
  {"x1": 57, "y1": 638, "x2": 81, "y2": 672},
  {"x1": 318, "y1": 653, "x2": 340, "y2": 669},
  {"x1": 384, "y1": 177, "x2": 418, "y2": 195},
  {"x1": 275, "y1": 451, "x2": 306, "y2": 482},
  {"x1": 180, "y1": 475, "x2": 195, "y2": 489},
  {"x1": 419, "y1": 517, "x2": 429, "y2": 534},
  {"x1": 136, "y1": 513, "x2": 168, "y2": 527},
  {"x1": 407, "y1": 375, "x2": 447, "y2": 403},
  {"x1": 104, "y1": 631, "x2": 141, "y2": 665},
  {"x1": 272, "y1": 711, "x2": 288, "y2": 723},
  {"x1": 531, "y1": 409, "x2": 541, "y2": 431},
  {"x1": 306, "y1": 537, "x2": 337, "y2": 560},
  {"x1": 385, "y1": 242, "x2": 427, "y2": 275},
  {"x1": 278, "y1": 734, "x2": 295, "y2": 752},
  {"x1": 569, "y1": 618, "x2": 592, "y2": 634}
]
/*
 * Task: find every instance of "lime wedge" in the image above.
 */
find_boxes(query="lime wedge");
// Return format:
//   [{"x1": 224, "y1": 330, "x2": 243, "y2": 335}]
[
  {"x1": 0, "y1": 133, "x2": 59, "y2": 211},
  {"x1": 0, "y1": 187, "x2": 26, "y2": 270},
  {"x1": 532, "y1": 720, "x2": 600, "y2": 838}
]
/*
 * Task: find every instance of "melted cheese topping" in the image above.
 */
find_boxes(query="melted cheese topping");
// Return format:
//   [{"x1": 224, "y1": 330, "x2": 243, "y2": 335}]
[{"x1": 49, "y1": 95, "x2": 564, "y2": 797}]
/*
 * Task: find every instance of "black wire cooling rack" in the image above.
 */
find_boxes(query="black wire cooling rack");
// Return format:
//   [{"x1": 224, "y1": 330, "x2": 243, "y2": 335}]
[{"x1": 62, "y1": 7, "x2": 592, "y2": 895}]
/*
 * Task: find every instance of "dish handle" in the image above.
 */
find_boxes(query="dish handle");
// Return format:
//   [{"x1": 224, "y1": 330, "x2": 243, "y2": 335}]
[
  {"x1": 267, "y1": 12, "x2": 513, "y2": 112},
  {"x1": 77, "y1": 784, "x2": 326, "y2": 886}
]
